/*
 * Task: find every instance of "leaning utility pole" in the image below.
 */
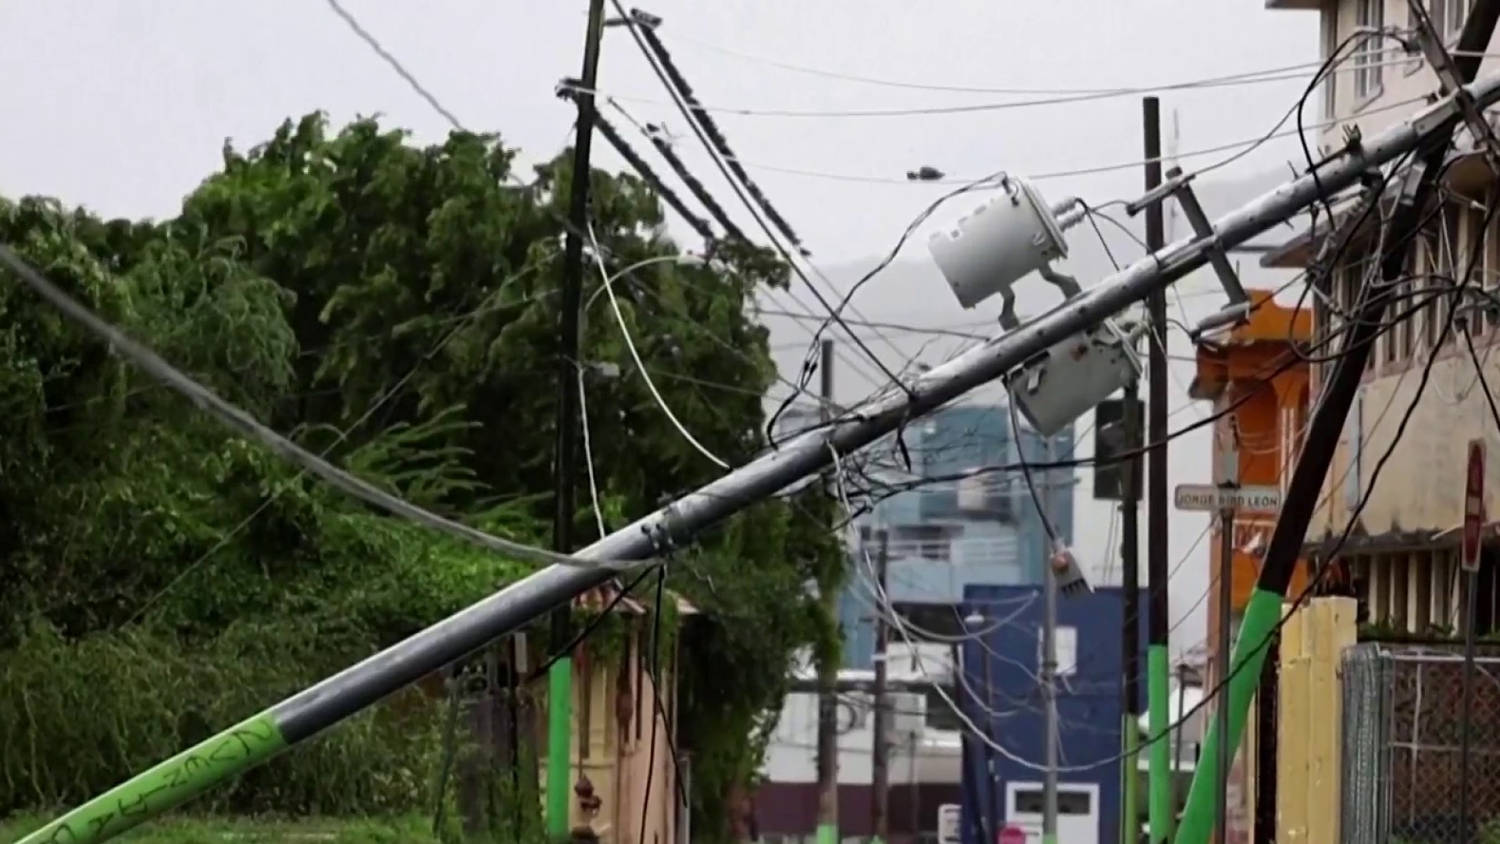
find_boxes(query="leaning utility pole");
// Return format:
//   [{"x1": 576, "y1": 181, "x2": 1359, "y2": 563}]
[
  {"x1": 1143, "y1": 95, "x2": 1174, "y2": 844},
  {"x1": 815, "y1": 338, "x2": 840, "y2": 844},
  {"x1": 1175, "y1": 4, "x2": 1500, "y2": 839},
  {"x1": 23, "y1": 65, "x2": 1500, "y2": 844},
  {"x1": 871, "y1": 529, "x2": 891, "y2": 844},
  {"x1": 547, "y1": 0, "x2": 606, "y2": 838}
]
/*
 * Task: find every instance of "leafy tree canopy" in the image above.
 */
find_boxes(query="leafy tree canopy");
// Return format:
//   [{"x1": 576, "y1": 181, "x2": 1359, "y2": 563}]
[{"x1": 0, "y1": 112, "x2": 844, "y2": 838}]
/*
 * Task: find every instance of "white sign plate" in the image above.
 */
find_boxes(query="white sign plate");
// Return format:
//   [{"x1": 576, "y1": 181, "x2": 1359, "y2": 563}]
[{"x1": 1173, "y1": 484, "x2": 1283, "y2": 513}]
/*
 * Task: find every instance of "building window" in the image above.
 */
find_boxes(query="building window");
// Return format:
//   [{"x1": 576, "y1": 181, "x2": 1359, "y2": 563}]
[
  {"x1": 1323, "y1": 6, "x2": 1338, "y2": 118},
  {"x1": 1485, "y1": 192, "x2": 1500, "y2": 332},
  {"x1": 1014, "y1": 788, "x2": 1093, "y2": 816},
  {"x1": 892, "y1": 523, "x2": 953, "y2": 562},
  {"x1": 1431, "y1": 0, "x2": 1475, "y2": 39},
  {"x1": 1419, "y1": 232, "x2": 1441, "y2": 348},
  {"x1": 924, "y1": 686, "x2": 965, "y2": 731},
  {"x1": 1355, "y1": 0, "x2": 1384, "y2": 100}
]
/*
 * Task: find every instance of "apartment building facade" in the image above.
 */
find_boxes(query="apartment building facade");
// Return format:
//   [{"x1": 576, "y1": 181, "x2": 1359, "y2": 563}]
[{"x1": 1265, "y1": 0, "x2": 1500, "y2": 636}]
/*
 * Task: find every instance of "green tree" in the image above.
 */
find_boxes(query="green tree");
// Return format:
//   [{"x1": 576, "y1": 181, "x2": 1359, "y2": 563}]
[{"x1": 0, "y1": 112, "x2": 845, "y2": 840}]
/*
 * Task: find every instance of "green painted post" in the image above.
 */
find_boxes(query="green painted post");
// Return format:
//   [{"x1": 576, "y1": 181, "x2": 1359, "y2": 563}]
[
  {"x1": 1122, "y1": 715, "x2": 1139, "y2": 844},
  {"x1": 546, "y1": 658, "x2": 574, "y2": 839},
  {"x1": 15, "y1": 713, "x2": 286, "y2": 844},
  {"x1": 1148, "y1": 645, "x2": 1173, "y2": 840},
  {"x1": 1174, "y1": 589, "x2": 1281, "y2": 843},
  {"x1": 546, "y1": 0, "x2": 606, "y2": 836}
]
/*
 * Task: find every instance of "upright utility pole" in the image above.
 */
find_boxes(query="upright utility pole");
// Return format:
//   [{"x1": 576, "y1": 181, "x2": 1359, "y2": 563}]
[
  {"x1": 1041, "y1": 437, "x2": 1061, "y2": 844},
  {"x1": 815, "y1": 339, "x2": 840, "y2": 844},
  {"x1": 1120, "y1": 380, "x2": 1142, "y2": 844},
  {"x1": 1214, "y1": 439, "x2": 1239, "y2": 844},
  {"x1": 1459, "y1": 438, "x2": 1485, "y2": 838},
  {"x1": 1143, "y1": 95, "x2": 1174, "y2": 844},
  {"x1": 871, "y1": 529, "x2": 891, "y2": 844},
  {"x1": 547, "y1": 1, "x2": 606, "y2": 838}
]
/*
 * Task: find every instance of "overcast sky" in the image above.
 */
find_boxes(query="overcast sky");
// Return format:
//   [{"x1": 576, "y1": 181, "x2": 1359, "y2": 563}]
[{"x1": 0, "y1": 1, "x2": 1326, "y2": 656}]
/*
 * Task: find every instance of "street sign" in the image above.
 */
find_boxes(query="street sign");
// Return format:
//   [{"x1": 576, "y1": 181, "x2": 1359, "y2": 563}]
[
  {"x1": 998, "y1": 825, "x2": 1028, "y2": 844},
  {"x1": 1173, "y1": 484, "x2": 1283, "y2": 513},
  {"x1": 1463, "y1": 439, "x2": 1485, "y2": 573}
]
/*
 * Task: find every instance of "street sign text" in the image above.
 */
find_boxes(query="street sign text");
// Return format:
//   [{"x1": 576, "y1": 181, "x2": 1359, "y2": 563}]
[{"x1": 1173, "y1": 484, "x2": 1283, "y2": 513}]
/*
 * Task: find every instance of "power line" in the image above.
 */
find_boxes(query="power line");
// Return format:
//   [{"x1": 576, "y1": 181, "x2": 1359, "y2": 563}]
[
  {"x1": 711, "y1": 93, "x2": 1426, "y2": 187},
  {"x1": 603, "y1": 2, "x2": 906, "y2": 398},
  {"x1": 633, "y1": 23, "x2": 806, "y2": 252},
  {"x1": 558, "y1": 53, "x2": 1420, "y2": 120},
  {"x1": 586, "y1": 220, "x2": 731, "y2": 469},
  {"x1": 668, "y1": 32, "x2": 1411, "y2": 97},
  {"x1": 587, "y1": 105, "x2": 717, "y2": 243},
  {"x1": 322, "y1": 0, "x2": 465, "y2": 130},
  {"x1": 0, "y1": 243, "x2": 650, "y2": 574}
]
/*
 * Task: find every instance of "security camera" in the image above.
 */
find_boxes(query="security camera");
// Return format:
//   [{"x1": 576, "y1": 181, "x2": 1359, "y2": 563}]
[{"x1": 927, "y1": 177, "x2": 1070, "y2": 310}]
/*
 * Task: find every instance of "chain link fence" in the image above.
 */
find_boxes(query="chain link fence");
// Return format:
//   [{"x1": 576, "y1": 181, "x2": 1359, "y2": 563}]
[{"x1": 1341, "y1": 642, "x2": 1500, "y2": 843}]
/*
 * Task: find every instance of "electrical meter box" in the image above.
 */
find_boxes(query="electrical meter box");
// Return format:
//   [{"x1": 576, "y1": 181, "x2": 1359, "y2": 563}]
[
  {"x1": 1011, "y1": 319, "x2": 1139, "y2": 437},
  {"x1": 927, "y1": 178, "x2": 1069, "y2": 309}
]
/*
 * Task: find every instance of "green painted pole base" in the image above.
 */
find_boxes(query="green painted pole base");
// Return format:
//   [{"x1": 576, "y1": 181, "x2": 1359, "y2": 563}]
[
  {"x1": 546, "y1": 657, "x2": 573, "y2": 841},
  {"x1": 1174, "y1": 588, "x2": 1282, "y2": 843},
  {"x1": 1123, "y1": 713, "x2": 1140, "y2": 844},
  {"x1": 816, "y1": 822, "x2": 838, "y2": 844},
  {"x1": 17, "y1": 712, "x2": 286, "y2": 844},
  {"x1": 1148, "y1": 645, "x2": 1172, "y2": 842}
]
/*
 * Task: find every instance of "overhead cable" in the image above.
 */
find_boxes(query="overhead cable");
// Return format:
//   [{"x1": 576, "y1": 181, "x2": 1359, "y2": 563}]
[
  {"x1": 0, "y1": 243, "x2": 652, "y2": 573},
  {"x1": 558, "y1": 52, "x2": 1419, "y2": 120}
]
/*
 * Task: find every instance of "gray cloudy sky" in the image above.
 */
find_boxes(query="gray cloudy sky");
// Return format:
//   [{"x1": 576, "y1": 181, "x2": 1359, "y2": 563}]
[{"x1": 0, "y1": 1, "x2": 1325, "y2": 654}]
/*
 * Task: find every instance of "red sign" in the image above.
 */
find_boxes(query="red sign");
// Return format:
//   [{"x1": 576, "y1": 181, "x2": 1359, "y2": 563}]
[
  {"x1": 1464, "y1": 439, "x2": 1486, "y2": 573},
  {"x1": 998, "y1": 826, "x2": 1028, "y2": 844}
]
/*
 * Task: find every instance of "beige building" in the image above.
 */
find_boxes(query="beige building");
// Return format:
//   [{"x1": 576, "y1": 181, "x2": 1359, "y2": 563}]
[
  {"x1": 552, "y1": 582, "x2": 696, "y2": 843},
  {"x1": 1264, "y1": 0, "x2": 1500, "y2": 636}
]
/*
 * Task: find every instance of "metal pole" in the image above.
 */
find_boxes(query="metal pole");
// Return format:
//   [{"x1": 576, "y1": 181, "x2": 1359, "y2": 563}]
[
  {"x1": 547, "y1": 2, "x2": 607, "y2": 838},
  {"x1": 24, "y1": 72, "x2": 1498, "y2": 844},
  {"x1": 1214, "y1": 437, "x2": 1239, "y2": 844},
  {"x1": 1460, "y1": 560, "x2": 1480, "y2": 838},
  {"x1": 1143, "y1": 95, "x2": 1175, "y2": 844},
  {"x1": 871, "y1": 529, "x2": 891, "y2": 844},
  {"x1": 1173, "y1": 661, "x2": 1186, "y2": 776},
  {"x1": 1122, "y1": 386, "x2": 1142, "y2": 843},
  {"x1": 957, "y1": 642, "x2": 992, "y2": 844},
  {"x1": 1176, "y1": 9, "x2": 1500, "y2": 838},
  {"x1": 1214, "y1": 506, "x2": 1235, "y2": 842},
  {"x1": 1042, "y1": 437, "x2": 1061, "y2": 844},
  {"x1": 980, "y1": 615, "x2": 999, "y2": 832},
  {"x1": 815, "y1": 339, "x2": 840, "y2": 844}
]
